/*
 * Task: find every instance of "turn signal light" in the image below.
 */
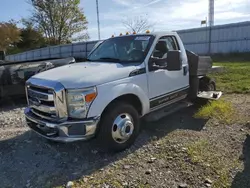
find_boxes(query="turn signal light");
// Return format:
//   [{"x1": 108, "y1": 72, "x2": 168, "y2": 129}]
[{"x1": 85, "y1": 92, "x2": 97, "y2": 103}]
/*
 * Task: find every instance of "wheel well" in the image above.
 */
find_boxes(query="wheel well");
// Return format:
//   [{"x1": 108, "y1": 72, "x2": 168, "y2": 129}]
[
  {"x1": 103, "y1": 94, "x2": 143, "y2": 116},
  {"x1": 94, "y1": 94, "x2": 143, "y2": 138},
  {"x1": 199, "y1": 76, "x2": 216, "y2": 91}
]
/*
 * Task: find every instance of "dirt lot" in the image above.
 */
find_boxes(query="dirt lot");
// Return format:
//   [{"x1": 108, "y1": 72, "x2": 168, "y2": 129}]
[
  {"x1": 1, "y1": 61, "x2": 250, "y2": 188},
  {"x1": 0, "y1": 93, "x2": 249, "y2": 188}
]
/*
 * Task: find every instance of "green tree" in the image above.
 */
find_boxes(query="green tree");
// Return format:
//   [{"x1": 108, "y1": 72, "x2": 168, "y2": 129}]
[
  {"x1": 0, "y1": 20, "x2": 21, "y2": 51},
  {"x1": 17, "y1": 19, "x2": 47, "y2": 50},
  {"x1": 29, "y1": 0, "x2": 89, "y2": 45}
]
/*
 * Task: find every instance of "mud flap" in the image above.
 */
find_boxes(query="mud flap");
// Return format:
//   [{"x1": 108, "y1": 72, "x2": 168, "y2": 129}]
[{"x1": 197, "y1": 91, "x2": 222, "y2": 100}]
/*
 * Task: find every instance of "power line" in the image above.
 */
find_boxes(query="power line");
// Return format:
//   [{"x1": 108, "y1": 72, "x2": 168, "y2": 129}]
[{"x1": 96, "y1": 0, "x2": 101, "y2": 40}]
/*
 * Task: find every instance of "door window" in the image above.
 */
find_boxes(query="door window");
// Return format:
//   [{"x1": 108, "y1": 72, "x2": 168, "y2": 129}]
[{"x1": 152, "y1": 36, "x2": 179, "y2": 59}]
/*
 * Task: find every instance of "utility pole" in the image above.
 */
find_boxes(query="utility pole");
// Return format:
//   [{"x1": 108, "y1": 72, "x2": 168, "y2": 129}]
[
  {"x1": 208, "y1": 0, "x2": 214, "y2": 26},
  {"x1": 208, "y1": 0, "x2": 214, "y2": 54},
  {"x1": 96, "y1": 0, "x2": 101, "y2": 40}
]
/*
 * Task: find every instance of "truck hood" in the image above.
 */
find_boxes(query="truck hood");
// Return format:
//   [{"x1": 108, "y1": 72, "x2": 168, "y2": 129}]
[{"x1": 32, "y1": 62, "x2": 137, "y2": 89}]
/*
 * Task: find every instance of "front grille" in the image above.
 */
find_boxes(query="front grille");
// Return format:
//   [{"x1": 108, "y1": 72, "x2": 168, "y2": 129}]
[
  {"x1": 26, "y1": 78, "x2": 68, "y2": 122},
  {"x1": 27, "y1": 84, "x2": 58, "y2": 122}
]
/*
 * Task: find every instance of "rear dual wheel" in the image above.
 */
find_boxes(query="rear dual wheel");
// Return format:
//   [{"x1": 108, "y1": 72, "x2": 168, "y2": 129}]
[
  {"x1": 194, "y1": 77, "x2": 216, "y2": 106},
  {"x1": 199, "y1": 77, "x2": 216, "y2": 92}
]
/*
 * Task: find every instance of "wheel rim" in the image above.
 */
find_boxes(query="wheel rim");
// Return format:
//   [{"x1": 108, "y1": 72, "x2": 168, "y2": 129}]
[{"x1": 111, "y1": 113, "x2": 134, "y2": 144}]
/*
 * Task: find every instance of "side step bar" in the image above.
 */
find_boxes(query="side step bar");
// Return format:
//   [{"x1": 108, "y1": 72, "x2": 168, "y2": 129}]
[
  {"x1": 143, "y1": 100, "x2": 192, "y2": 122},
  {"x1": 143, "y1": 91, "x2": 222, "y2": 122}
]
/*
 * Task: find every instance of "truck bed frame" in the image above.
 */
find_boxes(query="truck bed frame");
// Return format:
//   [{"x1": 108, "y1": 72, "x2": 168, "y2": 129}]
[{"x1": 186, "y1": 50, "x2": 223, "y2": 101}]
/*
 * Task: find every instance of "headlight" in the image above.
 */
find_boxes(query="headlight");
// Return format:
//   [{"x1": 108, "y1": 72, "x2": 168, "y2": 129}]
[{"x1": 67, "y1": 87, "x2": 97, "y2": 119}]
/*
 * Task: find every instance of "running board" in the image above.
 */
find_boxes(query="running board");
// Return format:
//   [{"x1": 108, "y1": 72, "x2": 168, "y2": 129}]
[
  {"x1": 197, "y1": 91, "x2": 222, "y2": 100},
  {"x1": 143, "y1": 100, "x2": 192, "y2": 122}
]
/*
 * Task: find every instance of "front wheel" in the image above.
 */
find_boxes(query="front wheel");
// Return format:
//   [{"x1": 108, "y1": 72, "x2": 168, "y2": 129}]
[{"x1": 96, "y1": 101, "x2": 140, "y2": 152}]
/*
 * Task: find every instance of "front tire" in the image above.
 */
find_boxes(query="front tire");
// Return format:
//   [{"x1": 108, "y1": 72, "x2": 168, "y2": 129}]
[{"x1": 96, "y1": 101, "x2": 140, "y2": 152}]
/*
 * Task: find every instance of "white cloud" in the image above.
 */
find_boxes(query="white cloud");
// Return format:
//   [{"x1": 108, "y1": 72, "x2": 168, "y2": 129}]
[
  {"x1": 216, "y1": 12, "x2": 250, "y2": 20},
  {"x1": 88, "y1": 0, "x2": 250, "y2": 40},
  {"x1": 146, "y1": 0, "x2": 163, "y2": 6},
  {"x1": 111, "y1": 0, "x2": 132, "y2": 7},
  {"x1": 88, "y1": 23, "x2": 125, "y2": 40},
  {"x1": 112, "y1": 0, "x2": 164, "y2": 10}
]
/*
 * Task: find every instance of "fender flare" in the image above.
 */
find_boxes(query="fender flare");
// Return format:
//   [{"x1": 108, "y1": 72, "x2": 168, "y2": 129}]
[{"x1": 87, "y1": 82, "x2": 150, "y2": 118}]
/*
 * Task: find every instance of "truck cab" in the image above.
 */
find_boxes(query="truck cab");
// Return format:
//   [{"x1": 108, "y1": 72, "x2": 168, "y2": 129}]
[{"x1": 24, "y1": 31, "x2": 221, "y2": 151}]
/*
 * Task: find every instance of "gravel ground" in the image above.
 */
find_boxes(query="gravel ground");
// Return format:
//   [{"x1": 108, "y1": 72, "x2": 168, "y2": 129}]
[{"x1": 0, "y1": 94, "x2": 250, "y2": 188}]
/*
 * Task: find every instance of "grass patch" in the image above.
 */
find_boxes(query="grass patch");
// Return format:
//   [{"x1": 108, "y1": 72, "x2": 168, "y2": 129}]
[
  {"x1": 194, "y1": 100, "x2": 237, "y2": 124},
  {"x1": 210, "y1": 62, "x2": 250, "y2": 93},
  {"x1": 187, "y1": 139, "x2": 241, "y2": 188},
  {"x1": 74, "y1": 173, "x2": 124, "y2": 188},
  {"x1": 211, "y1": 53, "x2": 250, "y2": 62}
]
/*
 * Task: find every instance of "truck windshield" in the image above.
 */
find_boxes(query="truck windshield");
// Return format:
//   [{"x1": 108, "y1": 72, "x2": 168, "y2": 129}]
[{"x1": 87, "y1": 35, "x2": 154, "y2": 63}]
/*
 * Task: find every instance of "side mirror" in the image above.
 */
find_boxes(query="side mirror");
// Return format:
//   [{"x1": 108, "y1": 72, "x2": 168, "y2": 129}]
[
  {"x1": 166, "y1": 50, "x2": 182, "y2": 71},
  {"x1": 0, "y1": 51, "x2": 5, "y2": 60}
]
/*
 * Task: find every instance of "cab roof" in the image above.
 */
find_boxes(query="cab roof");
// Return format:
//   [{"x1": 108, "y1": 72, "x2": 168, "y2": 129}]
[{"x1": 111, "y1": 31, "x2": 178, "y2": 39}]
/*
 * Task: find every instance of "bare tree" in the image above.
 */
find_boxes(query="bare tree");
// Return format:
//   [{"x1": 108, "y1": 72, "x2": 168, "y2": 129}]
[{"x1": 122, "y1": 15, "x2": 154, "y2": 34}]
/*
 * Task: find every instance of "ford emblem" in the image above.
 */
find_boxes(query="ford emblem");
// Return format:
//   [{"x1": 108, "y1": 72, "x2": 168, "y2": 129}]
[{"x1": 31, "y1": 98, "x2": 41, "y2": 106}]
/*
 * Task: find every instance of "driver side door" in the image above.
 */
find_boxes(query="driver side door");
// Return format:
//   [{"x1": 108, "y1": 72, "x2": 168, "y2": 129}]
[{"x1": 147, "y1": 35, "x2": 189, "y2": 110}]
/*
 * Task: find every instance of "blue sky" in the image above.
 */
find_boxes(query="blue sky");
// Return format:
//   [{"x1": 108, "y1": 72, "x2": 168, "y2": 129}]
[{"x1": 1, "y1": 0, "x2": 250, "y2": 40}]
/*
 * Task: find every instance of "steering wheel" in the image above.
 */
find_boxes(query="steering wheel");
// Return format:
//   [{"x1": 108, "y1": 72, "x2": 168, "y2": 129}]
[{"x1": 128, "y1": 49, "x2": 144, "y2": 61}]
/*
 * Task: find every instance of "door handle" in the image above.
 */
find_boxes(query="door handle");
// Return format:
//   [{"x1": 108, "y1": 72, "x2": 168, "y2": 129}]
[{"x1": 183, "y1": 65, "x2": 188, "y2": 76}]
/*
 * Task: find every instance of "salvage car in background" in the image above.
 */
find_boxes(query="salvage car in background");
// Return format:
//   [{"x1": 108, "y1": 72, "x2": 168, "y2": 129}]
[{"x1": 0, "y1": 56, "x2": 75, "y2": 100}]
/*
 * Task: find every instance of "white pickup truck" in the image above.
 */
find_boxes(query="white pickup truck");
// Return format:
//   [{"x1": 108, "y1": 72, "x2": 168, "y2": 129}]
[{"x1": 24, "y1": 31, "x2": 222, "y2": 151}]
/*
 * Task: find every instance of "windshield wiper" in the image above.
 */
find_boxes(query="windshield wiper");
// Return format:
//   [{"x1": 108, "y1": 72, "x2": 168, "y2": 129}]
[
  {"x1": 98, "y1": 57, "x2": 121, "y2": 62},
  {"x1": 86, "y1": 58, "x2": 93, "y2": 61}
]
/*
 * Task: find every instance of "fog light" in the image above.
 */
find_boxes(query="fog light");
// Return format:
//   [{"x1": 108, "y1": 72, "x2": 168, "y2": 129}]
[{"x1": 68, "y1": 124, "x2": 86, "y2": 136}]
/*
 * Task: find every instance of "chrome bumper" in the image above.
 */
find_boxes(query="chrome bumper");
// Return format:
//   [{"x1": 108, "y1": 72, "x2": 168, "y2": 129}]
[{"x1": 24, "y1": 107, "x2": 100, "y2": 143}]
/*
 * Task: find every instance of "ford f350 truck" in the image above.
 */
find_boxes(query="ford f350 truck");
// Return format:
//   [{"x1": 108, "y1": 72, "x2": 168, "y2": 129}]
[{"x1": 24, "y1": 31, "x2": 222, "y2": 151}]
